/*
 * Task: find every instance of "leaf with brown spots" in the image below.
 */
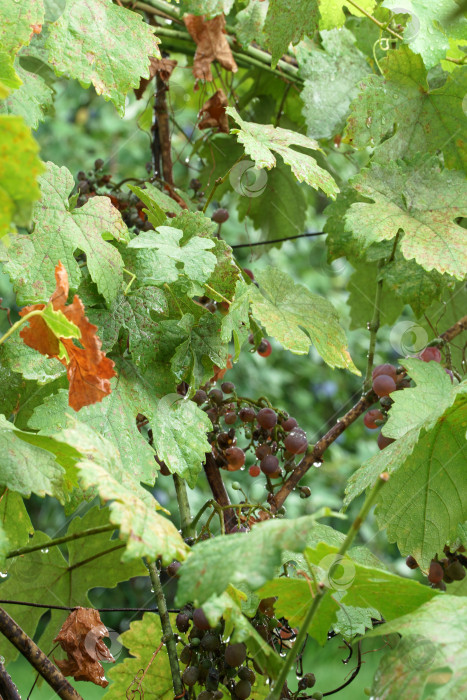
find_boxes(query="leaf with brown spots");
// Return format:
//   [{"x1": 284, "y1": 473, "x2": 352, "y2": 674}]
[
  {"x1": 184, "y1": 14, "x2": 237, "y2": 81},
  {"x1": 54, "y1": 607, "x2": 114, "y2": 688},
  {"x1": 198, "y1": 89, "x2": 229, "y2": 133},
  {"x1": 19, "y1": 262, "x2": 116, "y2": 411}
]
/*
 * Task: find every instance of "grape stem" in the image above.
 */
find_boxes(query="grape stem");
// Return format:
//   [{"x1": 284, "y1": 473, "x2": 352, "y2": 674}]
[
  {"x1": 266, "y1": 472, "x2": 389, "y2": 700},
  {"x1": 0, "y1": 309, "x2": 43, "y2": 346},
  {"x1": 173, "y1": 474, "x2": 194, "y2": 538},
  {"x1": 363, "y1": 261, "x2": 383, "y2": 392},
  {"x1": 145, "y1": 559, "x2": 184, "y2": 697}
]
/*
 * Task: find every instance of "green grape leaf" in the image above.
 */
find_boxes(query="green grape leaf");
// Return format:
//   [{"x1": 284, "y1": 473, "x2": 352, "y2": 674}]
[
  {"x1": 0, "y1": 414, "x2": 78, "y2": 500},
  {"x1": 0, "y1": 51, "x2": 22, "y2": 98},
  {"x1": 0, "y1": 491, "x2": 33, "y2": 552},
  {"x1": 366, "y1": 595, "x2": 467, "y2": 698},
  {"x1": 4, "y1": 161, "x2": 128, "y2": 304},
  {"x1": 235, "y1": 0, "x2": 267, "y2": 47},
  {"x1": 0, "y1": 333, "x2": 66, "y2": 383},
  {"x1": 344, "y1": 48, "x2": 467, "y2": 170},
  {"x1": 0, "y1": 506, "x2": 146, "y2": 663},
  {"x1": 420, "y1": 280, "x2": 467, "y2": 376},
  {"x1": 151, "y1": 394, "x2": 212, "y2": 488},
  {"x1": 382, "y1": 254, "x2": 447, "y2": 318},
  {"x1": 249, "y1": 266, "x2": 359, "y2": 373},
  {"x1": 226, "y1": 107, "x2": 339, "y2": 198},
  {"x1": 0, "y1": 114, "x2": 44, "y2": 238},
  {"x1": 45, "y1": 0, "x2": 161, "y2": 116},
  {"x1": 104, "y1": 613, "x2": 183, "y2": 700},
  {"x1": 171, "y1": 311, "x2": 229, "y2": 387},
  {"x1": 345, "y1": 158, "x2": 467, "y2": 280},
  {"x1": 297, "y1": 28, "x2": 370, "y2": 140},
  {"x1": 41, "y1": 303, "x2": 80, "y2": 338},
  {"x1": 179, "y1": 0, "x2": 234, "y2": 18},
  {"x1": 220, "y1": 279, "x2": 251, "y2": 360},
  {"x1": 0, "y1": 61, "x2": 54, "y2": 128},
  {"x1": 319, "y1": 0, "x2": 376, "y2": 29},
  {"x1": 263, "y1": 0, "x2": 320, "y2": 67},
  {"x1": 382, "y1": 0, "x2": 467, "y2": 69},
  {"x1": 323, "y1": 188, "x2": 363, "y2": 263},
  {"x1": 335, "y1": 603, "x2": 381, "y2": 640},
  {"x1": 128, "y1": 182, "x2": 182, "y2": 220},
  {"x1": 176, "y1": 515, "x2": 332, "y2": 608},
  {"x1": 0, "y1": 0, "x2": 44, "y2": 56},
  {"x1": 375, "y1": 391, "x2": 467, "y2": 568},
  {"x1": 128, "y1": 226, "x2": 217, "y2": 291},
  {"x1": 347, "y1": 262, "x2": 404, "y2": 330},
  {"x1": 344, "y1": 361, "x2": 462, "y2": 507},
  {"x1": 236, "y1": 160, "x2": 309, "y2": 247},
  {"x1": 88, "y1": 286, "x2": 167, "y2": 368}
]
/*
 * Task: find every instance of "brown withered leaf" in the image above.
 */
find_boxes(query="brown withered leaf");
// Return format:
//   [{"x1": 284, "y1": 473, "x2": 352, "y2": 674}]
[
  {"x1": 134, "y1": 57, "x2": 178, "y2": 99},
  {"x1": 184, "y1": 14, "x2": 238, "y2": 81},
  {"x1": 53, "y1": 607, "x2": 114, "y2": 688},
  {"x1": 198, "y1": 89, "x2": 229, "y2": 133},
  {"x1": 19, "y1": 262, "x2": 115, "y2": 411}
]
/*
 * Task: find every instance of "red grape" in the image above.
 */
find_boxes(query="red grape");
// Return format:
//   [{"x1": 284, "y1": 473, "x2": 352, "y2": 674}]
[
  {"x1": 363, "y1": 409, "x2": 384, "y2": 429},
  {"x1": 428, "y1": 561, "x2": 444, "y2": 584},
  {"x1": 255, "y1": 444, "x2": 271, "y2": 459},
  {"x1": 243, "y1": 268, "x2": 255, "y2": 281},
  {"x1": 224, "y1": 411, "x2": 237, "y2": 425},
  {"x1": 257, "y1": 408, "x2": 277, "y2": 429},
  {"x1": 372, "y1": 374, "x2": 396, "y2": 397},
  {"x1": 239, "y1": 407, "x2": 256, "y2": 423},
  {"x1": 284, "y1": 430, "x2": 308, "y2": 454},
  {"x1": 257, "y1": 339, "x2": 272, "y2": 357},
  {"x1": 377, "y1": 432, "x2": 395, "y2": 450},
  {"x1": 225, "y1": 447, "x2": 245, "y2": 470},
  {"x1": 249, "y1": 464, "x2": 261, "y2": 477},
  {"x1": 212, "y1": 208, "x2": 229, "y2": 223},
  {"x1": 193, "y1": 389, "x2": 207, "y2": 405},
  {"x1": 260, "y1": 455, "x2": 280, "y2": 476},
  {"x1": 405, "y1": 555, "x2": 418, "y2": 570},
  {"x1": 372, "y1": 364, "x2": 397, "y2": 381},
  {"x1": 420, "y1": 347, "x2": 441, "y2": 363},
  {"x1": 281, "y1": 417, "x2": 298, "y2": 432},
  {"x1": 193, "y1": 607, "x2": 211, "y2": 630},
  {"x1": 221, "y1": 381, "x2": 235, "y2": 393}
]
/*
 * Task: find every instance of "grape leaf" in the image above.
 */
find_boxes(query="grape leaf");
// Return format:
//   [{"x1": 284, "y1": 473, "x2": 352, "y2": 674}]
[
  {"x1": 319, "y1": 0, "x2": 376, "y2": 29},
  {"x1": 4, "y1": 161, "x2": 128, "y2": 304},
  {"x1": 263, "y1": 0, "x2": 320, "y2": 67},
  {"x1": 0, "y1": 507, "x2": 146, "y2": 664},
  {"x1": 366, "y1": 595, "x2": 467, "y2": 698},
  {"x1": 0, "y1": 114, "x2": 44, "y2": 238},
  {"x1": 347, "y1": 262, "x2": 404, "y2": 330},
  {"x1": 382, "y1": 0, "x2": 467, "y2": 69},
  {"x1": 0, "y1": 61, "x2": 54, "y2": 128},
  {"x1": 180, "y1": 0, "x2": 234, "y2": 17},
  {"x1": 171, "y1": 311, "x2": 229, "y2": 387},
  {"x1": 0, "y1": 490, "x2": 33, "y2": 551},
  {"x1": 45, "y1": 0, "x2": 160, "y2": 115},
  {"x1": 297, "y1": 28, "x2": 370, "y2": 140},
  {"x1": 128, "y1": 182, "x2": 182, "y2": 219},
  {"x1": 235, "y1": 0, "x2": 267, "y2": 48},
  {"x1": 176, "y1": 515, "x2": 332, "y2": 608},
  {"x1": 104, "y1": 614, "x2": 182, "y2": 700},
  {"x1": 249, "y1": 266, "x2": 359, "y2": 373},
  {"x1": 51, "y1": 420, "x2": 189, "y2": 563},
  {"x1": 344, "y1": 48, "x2": 467, "y2": 170},
  {"x1": 375, "y1": 391, "x2": 467, "y2": 568},
  {"x1": 151, "y1": 394, "x2": 211, "y2": 488},
  {"x1": 345, "y1": 158, "x2": 467, "y2": 280},
  {"x1": 382, "y1": 254, "x2": 447, "y2": 318},
  {"x1": 128, "y1": 226, "x2": 217, "y2": 291},
  {"x1": 226, "y1": 107, "x2": 339, "y2": 198},
  {"x1": 0, "y1": 51, "x2": 22, "y2": 97},
  {"x1": 0, "y1": 333, "x2": 65, "y2": 383},
  {"x1": 220, "y1": 279, "x2": 251, "y2": 360},
  {"x1": 0, "y1": 0, "x2": 44, "y2": 56}
]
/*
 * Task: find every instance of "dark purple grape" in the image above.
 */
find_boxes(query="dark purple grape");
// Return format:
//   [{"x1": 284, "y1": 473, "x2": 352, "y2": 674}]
[
  {"x1": 255, "y1": 444, "x2": 271, "y2": 459},
  {"x1": 377, "y1": 432, "x2": 395, "y2": 450},
  {"x1": 225, "y1": 643, "x2": 247, "y2": 667},
  {"x1": 372, "y1": 374, "x2": 396, "y2": 397},
  {"x1": 256, "y1": 408, "x2": 277, "y2": 429},
  {"x1": 239, "y1": 407, "x2": 256, "y2": 423},
  {"x1": 405, "y1": 555, "x2": 418, "y2": 570},
  {"x1": 225, "y1": 447, "x2": 245, "y2": 470},
  {"x1": 212, "y1": 208, "x2": 229, "y2": 223},
  {"x1": 238, "y1": 668, "x2": 255, "y2": 683},
  {"x1": 446, "y1": 560, "x2": 466, "y2": 581},
  {"x1": 284, "y1": 431, "x2": 308, "y2": 454},
  {"x1": 182, "y1": 666, "x2": 199, "y2": 686},
  {"x1": 193, "y1": 608, "x2": 211, "y2": 630},
  {"x1": 281, "y1": 417, "x2": 298, "y2": 432},
  {"x1": 176, "y1": 613, "x2": 191, "y2": 633},
  {"x1": 221, "y1": 381, "x2": 235, "y2": 394},
  {"x1": 224, "y1": 411, "x2": 237, "y2": 425},
  {"x1": 201, "y1": 634, "x2": 221, "y2": 651},
  {"x1": 180, "y1": 645, "x2": 192, "y2": 664},
  {"x1": 234, "y1": 680, "x2": 251, "y2": 699},
  {"x1": 209, "y1": 389, "x2": 223, "y2": 404},
  {"x1": 193, "y1": 389, "x2": 207, "y2": 406},
  {"x1": 260, "y1": 455, "x2": 280, "y2": 476},
  {"x1": 94, "y1": 158, "x2": 104, "y2": 170},
  {"x1": 428, "y1": 561, "x2": 444, "y2": 584},
  {"x1": 167, "y1": 560, "x2": 181, "y2": 577}
]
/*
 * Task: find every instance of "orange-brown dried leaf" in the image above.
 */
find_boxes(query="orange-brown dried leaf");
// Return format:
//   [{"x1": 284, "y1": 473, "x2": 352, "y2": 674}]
[
  {"x1": 211, "y1": 353, "x2": 233, "y2": 382},
  {"x1": 184, "y1": 14, "x2": 238, "y2": 81},
  {"x1": 53, "y1": 607, "x2": 114, "y2": 688},
  {"x1": 134, "y1": 57, "x2": 178, "y2": 98},
  {"x1": 19, "y1": 261, "x2": 115, "y2": 411},
  {"x1": 198, "y1": 89, "x2": 229, "y2": 133}
]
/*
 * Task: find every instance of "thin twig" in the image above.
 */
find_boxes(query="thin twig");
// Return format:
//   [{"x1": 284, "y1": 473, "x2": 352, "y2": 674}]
[
  {"x1": 440, "y1": 314, "x2": 467, "y2": 343},
  {"x1": 0, "y1": 607, "x2": 82, "y2": 700},
  {"x1": 0, "y1": 600, "x2": 180, "y2": 613},
  {"x1": 6, "y1": 524, "x2": 116, "y2": 559},
  {"x1": 230, "y1": 231, "x2": 326, "y2": 249},
  {"x1": 363, "y1": 262, "x2": 383, "y2": 392},
  {"x1": 204, "y1": 453, "x2": 237, "y2": 533}
]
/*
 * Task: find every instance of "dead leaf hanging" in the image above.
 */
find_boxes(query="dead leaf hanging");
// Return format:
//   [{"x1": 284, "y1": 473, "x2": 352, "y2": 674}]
[
  {"x1": 135, "y1": 57, "x2": 178, "y2": 99},
  {"x1": 184, "y1": 14, "x2": 238, "y2": 81},
  {"x1": 198, "y1": 89, "x2": 229, "y2": 133},
  {"x1": 19, "y1": 262, "x2": 115, "y2": 411},
  {"x1": 53, "y1": 607, "x2": 115, "y2": 688}
]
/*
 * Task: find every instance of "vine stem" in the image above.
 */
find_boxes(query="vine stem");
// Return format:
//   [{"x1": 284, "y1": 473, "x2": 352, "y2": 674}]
[
  {"x1": 173, "y1": 474, "x2": 194, "y2": 538},
  {"x1": 145, "y1": 559, "x2": 184, "y2": 697},
  {"x1": 345, "y1": 0, "x2": 404, "y2": 40},
  {"x1": 6, "y1": 524, "x2": 116, "y2": 559},
  {"x1": 266, "y1": 472, "x2": 389, "y2": 700},
  {"x1": 363, "y1": 262, "x2": 383, "y2": 392},
  {"x1": 0, "y1": 309, "x2": 43, "y2": 346},
  {"x1": 202, "y1": 155, "x2": 244, "y2": 214}
]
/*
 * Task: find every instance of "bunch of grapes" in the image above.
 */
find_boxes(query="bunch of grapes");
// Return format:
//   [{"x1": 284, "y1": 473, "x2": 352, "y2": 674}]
[
  {"x1": 406, "y1": 545, "x2": 467, "y2": 591},
  {"x1": 191, "y1": 381, "x2": 310, "y2": 499}
]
